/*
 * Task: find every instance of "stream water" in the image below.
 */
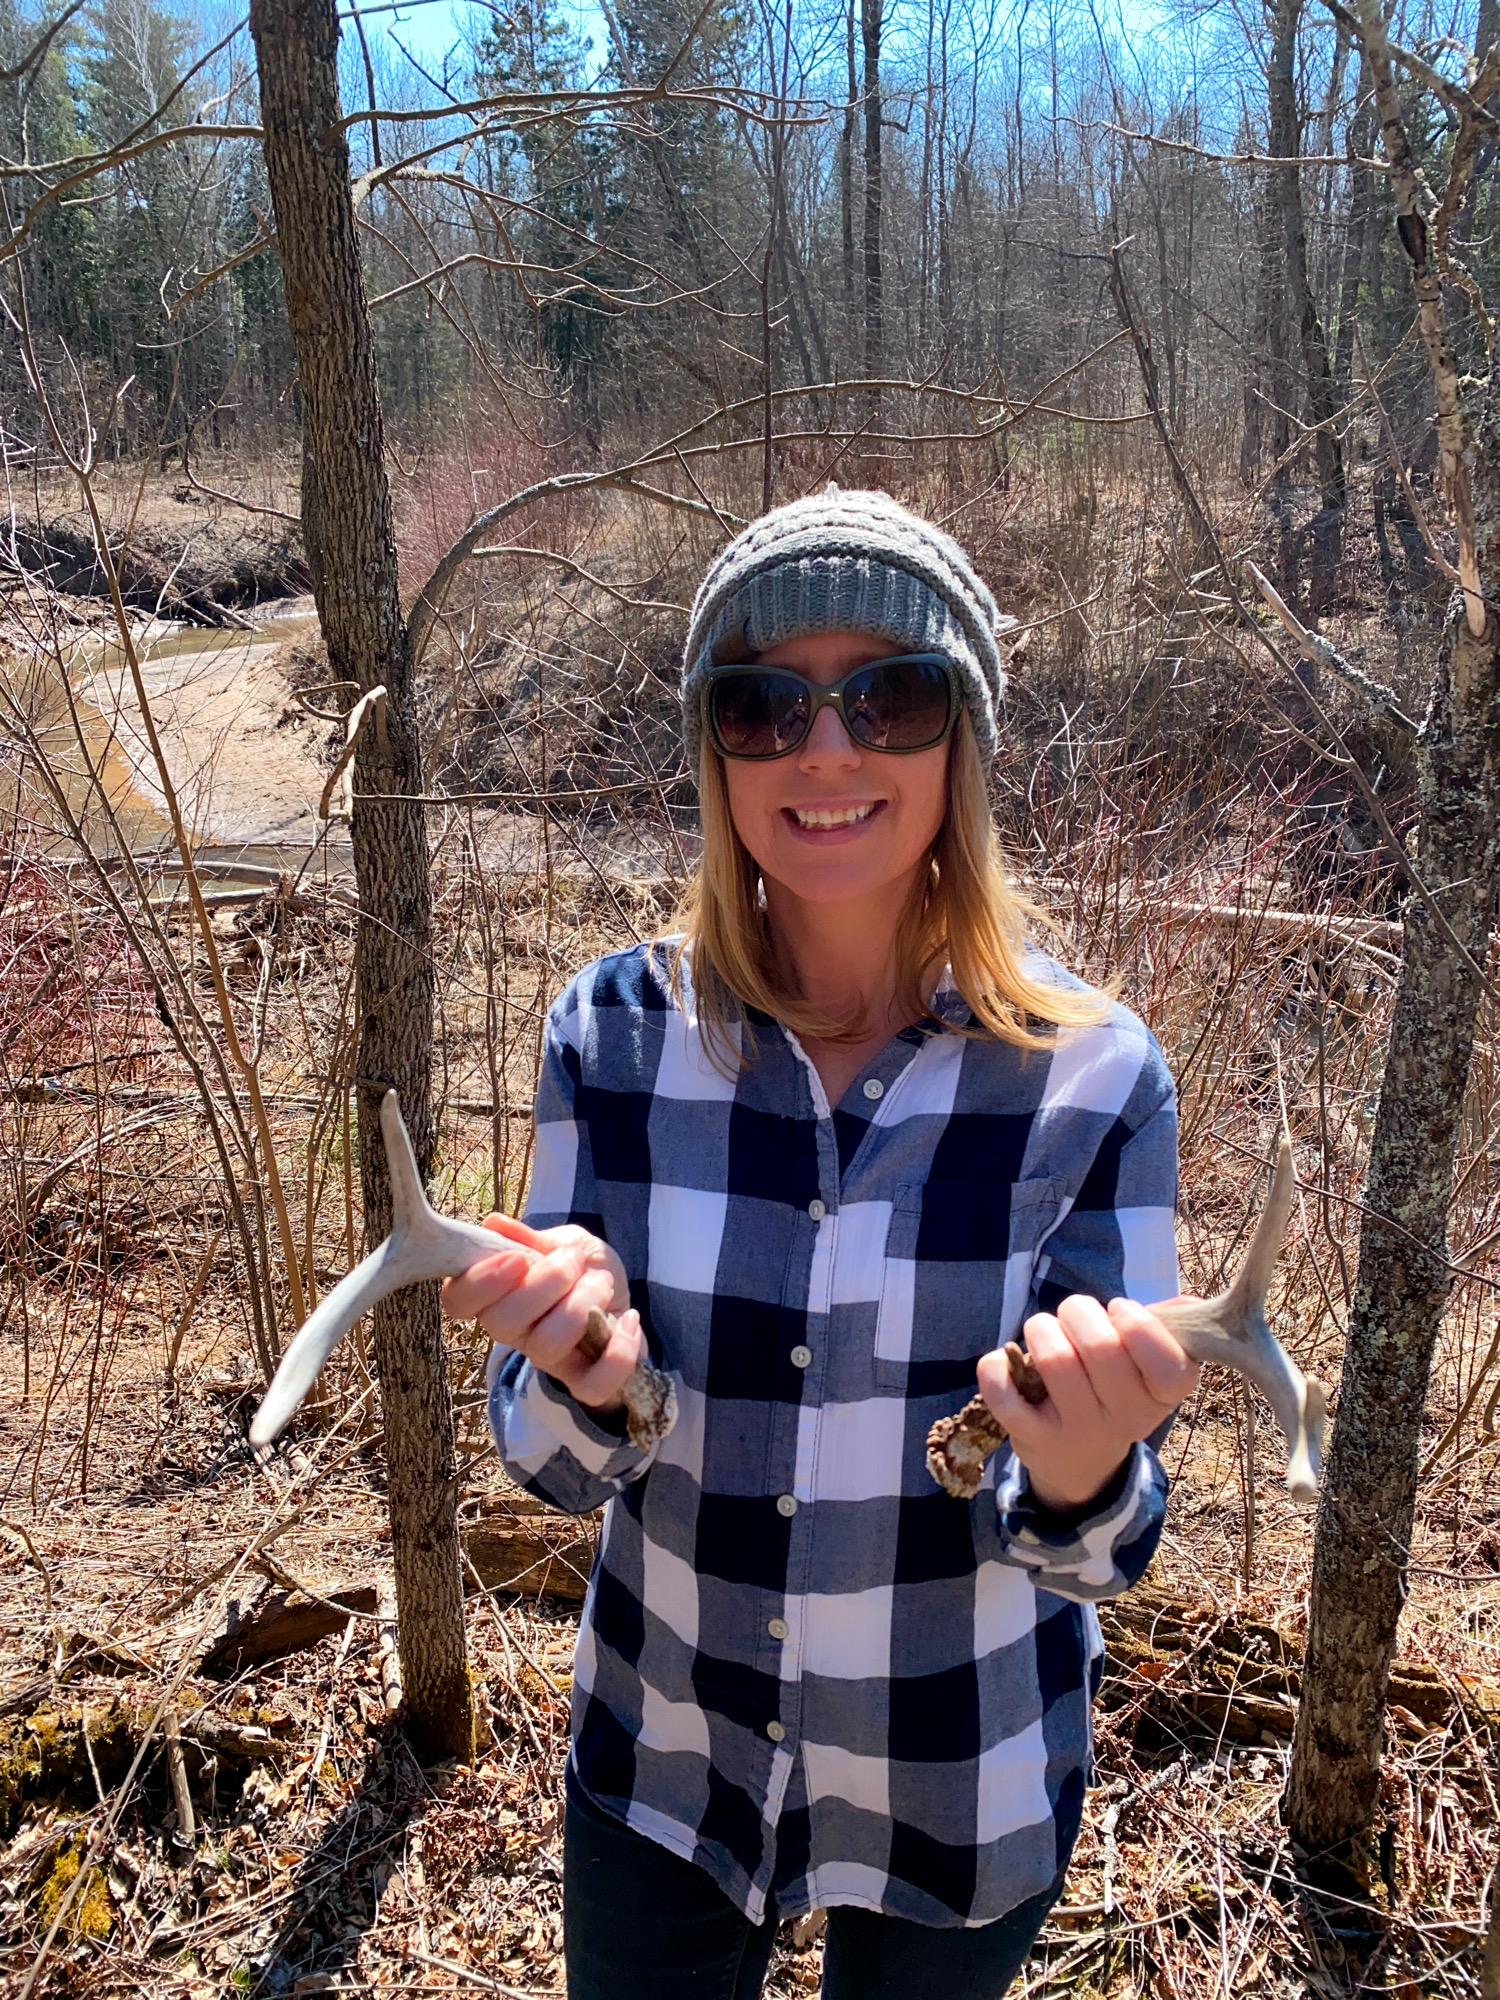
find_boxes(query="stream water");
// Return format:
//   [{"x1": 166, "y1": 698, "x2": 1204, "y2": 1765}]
[{"x1": 3, "y1": 600, "x2": 346, "y2": 872}]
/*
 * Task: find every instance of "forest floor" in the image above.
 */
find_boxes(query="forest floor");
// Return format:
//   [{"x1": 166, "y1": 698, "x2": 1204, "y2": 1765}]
[
  {"x1": 3, "y1": 1294, "x2": 1499, "y2": 2000},
  {"x1": 4, "y1": 468, "x2": 1500, "y2": 1996}
]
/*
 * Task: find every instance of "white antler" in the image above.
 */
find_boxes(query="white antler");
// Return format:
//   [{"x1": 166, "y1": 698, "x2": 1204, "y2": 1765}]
[
  {"x1": 248, "y1": 1091, "x2": 675, "y2": 1453},
  {"x1": 927, "y1": 1142, "x2": 1327, "y2": 1504}
]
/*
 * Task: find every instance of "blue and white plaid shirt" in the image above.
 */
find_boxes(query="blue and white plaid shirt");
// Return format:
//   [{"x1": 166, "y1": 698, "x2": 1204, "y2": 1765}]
[{"x1": 489, "y1": 942, "x2": 1178, "y2": 1928}]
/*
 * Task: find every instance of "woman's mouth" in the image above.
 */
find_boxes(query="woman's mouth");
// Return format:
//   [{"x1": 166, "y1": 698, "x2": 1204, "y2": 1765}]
[{"x1": 785, "y1": 800, "x2": 883, "y2": 830}]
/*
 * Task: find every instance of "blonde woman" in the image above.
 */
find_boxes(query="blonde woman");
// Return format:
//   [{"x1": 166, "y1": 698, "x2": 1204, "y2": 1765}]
[{"x1": 443, "y1": 489, "x2": 1196, "y2": 1999}]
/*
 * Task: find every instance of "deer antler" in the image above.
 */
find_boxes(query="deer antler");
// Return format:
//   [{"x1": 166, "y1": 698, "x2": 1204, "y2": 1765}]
[
  {"x1": 926, "y1": 1142, "x2": 1327, "y2": 1504},
  {"x1": 248, "y1": 1091, "x2": 676, "y2": 1455}
]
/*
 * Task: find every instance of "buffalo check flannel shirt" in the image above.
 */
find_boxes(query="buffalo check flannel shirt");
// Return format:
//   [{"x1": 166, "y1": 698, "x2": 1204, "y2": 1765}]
[{"x1": 488, "y1": 941, "x2": 1178, "y2": 1929}]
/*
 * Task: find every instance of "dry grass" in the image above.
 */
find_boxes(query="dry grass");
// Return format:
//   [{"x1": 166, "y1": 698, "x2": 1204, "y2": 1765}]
[{"x1": 0, "y1": 441, "x2": 1496, "y2": 1997}]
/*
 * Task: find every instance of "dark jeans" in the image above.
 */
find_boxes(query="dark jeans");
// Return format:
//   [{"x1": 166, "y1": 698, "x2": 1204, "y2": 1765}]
[{"x1": 563, "y1": 1767, "x2": 1061, "y2": 2000}]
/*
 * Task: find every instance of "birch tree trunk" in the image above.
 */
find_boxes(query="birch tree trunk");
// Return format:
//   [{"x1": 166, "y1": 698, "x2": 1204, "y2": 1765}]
[{"x1": 249, "y1": 0, "x2": 474, "y2": 1765}]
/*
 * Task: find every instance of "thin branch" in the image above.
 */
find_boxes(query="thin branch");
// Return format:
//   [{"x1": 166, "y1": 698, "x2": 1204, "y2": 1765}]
[
  {"x1": 1075, "y1": 116, "x2": 1389, "y2": 170},
  {"x1": 467, "y1": 542, "x2": 687, "y2": 614},
  {"x1": 0, "y1": 0, "x2": 86, "y2": 84},
  {"x1": 181, "y1": 426, "x2": 301, "y2": 524},
  {"x1": 1244, "y1": 562, "x2": 1419, "y2": 732}
]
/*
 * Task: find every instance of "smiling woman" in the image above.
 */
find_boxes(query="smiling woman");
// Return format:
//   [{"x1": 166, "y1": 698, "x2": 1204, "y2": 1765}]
[
  {"x1": 445, "y1": 485, "x2": 1195, "y2": 2000},
  {"x1": 675, "y1": 490, "x2": 1109, "y2": 1094}
]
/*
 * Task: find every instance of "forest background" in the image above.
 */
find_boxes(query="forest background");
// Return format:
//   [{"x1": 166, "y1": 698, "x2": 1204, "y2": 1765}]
[{"x1": 1, "y1": 0, "x2": 1498, "y2": 1989}]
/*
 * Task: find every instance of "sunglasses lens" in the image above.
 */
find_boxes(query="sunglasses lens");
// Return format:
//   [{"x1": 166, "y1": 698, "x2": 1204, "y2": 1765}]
[
  {"x1": 709, "y1": 672, "x2": 810, "y2": 758},
  {"x1": 845, "y1": 657, "x2": 954, "y2": 749}
]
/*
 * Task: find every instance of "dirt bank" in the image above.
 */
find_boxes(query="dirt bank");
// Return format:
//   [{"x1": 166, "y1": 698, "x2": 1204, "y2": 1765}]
[{"x1": 9, "y1": 498, "x2": 307, "y2": 628}]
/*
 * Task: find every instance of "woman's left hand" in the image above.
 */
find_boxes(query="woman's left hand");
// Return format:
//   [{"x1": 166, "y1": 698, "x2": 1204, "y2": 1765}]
[{"x1": 976, "y1": 1295, "x2": 1201, "y2": 1514}]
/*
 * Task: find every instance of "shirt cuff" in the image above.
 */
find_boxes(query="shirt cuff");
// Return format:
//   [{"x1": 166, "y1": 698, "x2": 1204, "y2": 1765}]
[
  {"x1": 494, "y1": 1354, "x2": 663, "y2": 1484},
  {"x1": 994, "y1": 1441, "x2": 1166, "y2": 1599},
  {"x1": 1023, "y1": 1452, "x2": 1135, "y2": 1533}
]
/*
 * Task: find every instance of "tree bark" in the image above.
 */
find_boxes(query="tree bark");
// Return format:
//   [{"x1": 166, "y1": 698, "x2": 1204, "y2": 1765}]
[
  {"x1": 1330, "y1": 84, "x2": 1374, "y2": 399},
  {"x1": 1266, "y1": 0, "x2": 1346, "y2": 614},
  {"x1": 1285, "y1": 0, "x2": 1500, "y2": 1865},
  {"x1": 1284, "y1": 609, "x2": 1499, "y2": 1868},
  {"x1": 861, "y1": 0, "x2": 883, "y2": 386},
  {"x1": 249, "y1": 0, "x2": 474, "y2": 1766},
  {"x1": 841, "y1": 0, "x2": 856, "y2": 308}
]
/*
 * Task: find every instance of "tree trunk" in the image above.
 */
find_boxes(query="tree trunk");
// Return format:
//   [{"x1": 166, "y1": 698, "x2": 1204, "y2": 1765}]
[
  {"x1": 1331, "y1": 85, "x2": 1374, "y2": 399},
  {"x1": 1267, "y1": 0, "x2": 1346, "y2": 614},
  {"x1": 1285, "y1": 0, "x2": 1500, "y2": 1866},
  {"x1": 1284, "y1": 610, "x2": 1499, "y2": 1869},
  {"x1": 861, "y1": 0, "x2": 883, "y2": 386},
  {"x1": 249, "y1": 0, "x2": 474, "y2": 1766},
  {"x1": 841, "y1": 0, "x2": 856, "y2": 309},
  {"x1": 1240, "y1": 183, "x2": 1269, "y2": 486}
]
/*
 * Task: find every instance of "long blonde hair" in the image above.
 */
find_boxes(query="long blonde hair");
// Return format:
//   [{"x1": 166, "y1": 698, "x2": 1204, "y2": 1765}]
[{"x1": 670, "y1": 710, "x2": 1111, "y2": 1063}]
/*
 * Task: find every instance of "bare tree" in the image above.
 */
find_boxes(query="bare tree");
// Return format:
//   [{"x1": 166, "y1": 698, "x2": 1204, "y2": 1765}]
[
  {"x1": 248, "y1": 0, "x2": 474, "y2": 1764},
  {"x1": 1283, "y1": 0, "x2": 1499, "y2": 1879},
  {"x1": 1265, "y1": 0, "x2": 1344, "y2": 613}
]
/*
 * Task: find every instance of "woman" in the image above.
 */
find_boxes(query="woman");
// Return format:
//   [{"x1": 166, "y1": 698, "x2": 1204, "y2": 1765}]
[{"x1": 442, "y1": 488, "x2": 1196, "y2": 2000}]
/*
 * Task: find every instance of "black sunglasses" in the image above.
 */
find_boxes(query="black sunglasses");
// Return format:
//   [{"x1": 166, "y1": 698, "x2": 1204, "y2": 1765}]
[{"x1": 703, "y1": 653, "x2": 959, "y2": 761}]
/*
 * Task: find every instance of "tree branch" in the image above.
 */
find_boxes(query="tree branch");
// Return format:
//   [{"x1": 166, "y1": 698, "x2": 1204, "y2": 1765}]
[{"x1": 1244, "y1": 561, "x2": 1419, "y2": 732}]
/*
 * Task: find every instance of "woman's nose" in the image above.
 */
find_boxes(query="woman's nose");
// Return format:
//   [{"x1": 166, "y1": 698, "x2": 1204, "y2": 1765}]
[{"x1": 797, "y1": 699, "x2": 860, "y2": 769}]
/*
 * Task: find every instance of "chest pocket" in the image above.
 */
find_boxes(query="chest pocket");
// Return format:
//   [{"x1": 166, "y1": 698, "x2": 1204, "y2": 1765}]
[{"x1": 873, "y1": 1176, "x2": 1068, "y2": 1392}]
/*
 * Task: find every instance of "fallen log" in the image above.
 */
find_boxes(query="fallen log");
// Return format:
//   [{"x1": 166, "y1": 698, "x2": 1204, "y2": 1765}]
[
  {"x1": 0, "y1": 1689, "x2": 298, "y2": 1840},
  {"x1": 1097, "y1": 1579, "x2": 1498, "y2": 1746},
  {"x1": 198, "y1": 1502, "x2": 598, "y2": 1672}
]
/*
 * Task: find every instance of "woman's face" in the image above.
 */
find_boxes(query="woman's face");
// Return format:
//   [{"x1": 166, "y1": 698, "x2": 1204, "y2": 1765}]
[{"x1": 720, "y1": 630, "x2": 951, "y2": 911}]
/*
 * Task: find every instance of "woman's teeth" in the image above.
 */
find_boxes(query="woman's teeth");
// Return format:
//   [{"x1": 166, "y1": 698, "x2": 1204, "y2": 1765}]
[{"x1": 790, "y1": 803, "x2": 876, "y2": 829}]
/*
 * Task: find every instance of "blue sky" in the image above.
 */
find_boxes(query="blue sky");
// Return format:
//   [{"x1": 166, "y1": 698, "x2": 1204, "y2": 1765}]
[{"x1": 363, "y1": 0, "x2": 610, "y2": 78}]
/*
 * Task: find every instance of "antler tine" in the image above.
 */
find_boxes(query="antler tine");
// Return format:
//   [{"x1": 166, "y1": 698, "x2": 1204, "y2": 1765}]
[
  {"x1": 248, "y1": 1093, "x2": 676, "y2": 1455},
  {"x1": 383, "y1": 1086, "x2": 427, "y2": 1233},
  {"x1": 1225, "y1": 1139, "x2": 1297, "y2": 1319}
]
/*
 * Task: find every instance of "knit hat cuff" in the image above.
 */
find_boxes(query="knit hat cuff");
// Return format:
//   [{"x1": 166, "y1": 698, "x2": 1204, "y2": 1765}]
[{"x1": 680, "y1": 487, "x2": 1007, "y2": 766}]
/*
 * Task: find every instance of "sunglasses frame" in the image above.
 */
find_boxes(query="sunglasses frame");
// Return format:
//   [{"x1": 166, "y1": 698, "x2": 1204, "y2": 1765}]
[{"x1": 702, "y1": 652, "x2": 960, "y2": 762}]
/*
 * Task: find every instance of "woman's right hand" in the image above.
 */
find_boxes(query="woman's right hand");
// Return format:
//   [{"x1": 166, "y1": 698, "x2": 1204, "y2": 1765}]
[{"x1": 440, "y1": 1215, "x2": 644, "y2": 1413}]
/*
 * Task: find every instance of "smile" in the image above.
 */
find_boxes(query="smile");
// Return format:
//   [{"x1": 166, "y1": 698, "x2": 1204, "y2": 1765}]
[{"x1": 787, "y1": 802, "x2": 880, "y2": 829}]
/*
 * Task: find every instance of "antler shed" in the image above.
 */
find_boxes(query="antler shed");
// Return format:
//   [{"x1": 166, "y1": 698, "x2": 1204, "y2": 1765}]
[
  {"x1": 248, "y1": 1092, "x2": 676, "y2": 1456},
  {"x1": 926, "y1": 1142, "x2": 1327, "y2": 1504}
]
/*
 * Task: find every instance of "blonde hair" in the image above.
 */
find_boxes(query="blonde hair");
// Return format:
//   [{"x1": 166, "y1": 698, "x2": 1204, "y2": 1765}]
[{"x1": 669, "y1": 712, "x2": 1112, "y2": 1064}]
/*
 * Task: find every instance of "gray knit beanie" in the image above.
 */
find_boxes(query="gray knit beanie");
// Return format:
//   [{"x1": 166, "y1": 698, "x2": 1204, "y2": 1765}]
[{"x1": 682, "y1": 486, "x2": 1010, "y2": 763}]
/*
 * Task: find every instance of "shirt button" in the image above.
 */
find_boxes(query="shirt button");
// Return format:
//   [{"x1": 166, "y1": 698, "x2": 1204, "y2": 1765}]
[
  {"x1": 768, "y1": 1617, "x2": 789, "y2": 1640},
  {"x1": 776, "y1": 1493, "x2": 798, "y2": 1517},
  {"x1": 766, "y1": 1721, "x2": 786, "y2": 1743},
  {"x1": 790, "y1": 1345, "x2": 812, "y2": 1369},
  {"x1": 863, "y1": 1077, "x2": 884, "y2": 1100},
  {"x1": 808, "y1": 1198, "x2": 826, "y2": 1222}
]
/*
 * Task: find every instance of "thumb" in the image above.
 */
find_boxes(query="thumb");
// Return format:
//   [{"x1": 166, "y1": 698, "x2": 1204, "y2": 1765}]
[{"x1": 479, "y1": 1211, "x2": 550, "y2": 1255}]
